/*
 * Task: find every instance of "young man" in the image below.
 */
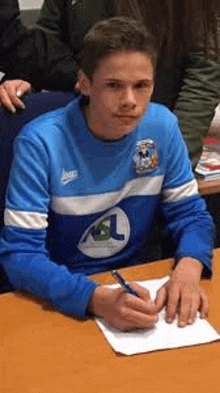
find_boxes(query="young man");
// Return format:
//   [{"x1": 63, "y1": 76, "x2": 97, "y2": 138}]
[{"x1": 0, "y1": 17, "x2": 214, "y2": 331}]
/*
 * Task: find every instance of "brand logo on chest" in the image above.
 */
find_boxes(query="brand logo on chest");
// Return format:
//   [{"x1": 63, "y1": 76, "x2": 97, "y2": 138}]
[
  {"x1": 77, "y1": 207, "x2": 130, "y2": 258},
  {"x1": 61, "y1": 169, "x2": 79, "y2": 185}
]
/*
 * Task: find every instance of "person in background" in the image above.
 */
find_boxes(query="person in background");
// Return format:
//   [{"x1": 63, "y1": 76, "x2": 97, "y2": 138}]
[
  {"x1": 0, "y1": 0, "x2": 220, "y2": 167},
  {"x1": 0, "y1": 0, "x2": 19, "y2": 36},
  {"x1": 0, "y1": 17, "x2": 214, "y2": 331},
  {"x1": 0, "y1": 0, "x2": 41, "y2": 96}
]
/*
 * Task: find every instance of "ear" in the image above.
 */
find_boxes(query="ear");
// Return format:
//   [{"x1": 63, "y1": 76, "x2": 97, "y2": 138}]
[
  {"x1": 150, "y1": 83, "x2": 154, "y2": 95},
  {"x1": 77, "y1": 70, "x2": 91, "y2": 96}
]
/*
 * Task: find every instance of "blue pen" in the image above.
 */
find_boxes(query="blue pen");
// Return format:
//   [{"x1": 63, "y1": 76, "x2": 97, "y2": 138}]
[{"x1": 111, "y1": 270, "x2": 139, "y2": 297}]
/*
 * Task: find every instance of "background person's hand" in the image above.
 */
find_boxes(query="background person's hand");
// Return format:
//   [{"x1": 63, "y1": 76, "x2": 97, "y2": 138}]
[
  {"x1": 154, "y1": 257, "x2": 209, "y2": 327},
  {"x1": 0, "y1": 79, "x2": 32, "y2": 113},
  {"x1": 74, "y1": 81, "x2": 80, "y2": 92},
  {"x1": 89, "y1": 282, "x2": 158, "y2": 331}
]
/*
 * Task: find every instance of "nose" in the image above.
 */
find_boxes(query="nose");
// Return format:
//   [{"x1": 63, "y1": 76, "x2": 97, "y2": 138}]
[{"x1": 121, "y1": 87, "x2": 136, "y2": 108}]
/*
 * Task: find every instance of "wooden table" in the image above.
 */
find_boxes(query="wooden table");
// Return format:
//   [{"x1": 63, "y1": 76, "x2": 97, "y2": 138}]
[
  {"x1": 197, "y1": 178, "x2": 220, "y2": 195},
  {"x1": 1, "y1": 251, "x2": 220, "y2": 393}
]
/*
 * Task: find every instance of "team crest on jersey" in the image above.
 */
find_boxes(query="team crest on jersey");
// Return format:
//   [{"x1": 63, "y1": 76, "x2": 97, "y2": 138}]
[
  {"x1": 133, "y1": 139, "x2": 158, "y2": 174},
  {"x1": 77, "y1": 207, "x2": 130, "y2": 258}
]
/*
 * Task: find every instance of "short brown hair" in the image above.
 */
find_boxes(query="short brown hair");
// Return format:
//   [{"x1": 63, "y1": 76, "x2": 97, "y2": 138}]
[{"x1": 80, "y1": 17, "x2": 158, "y2": 80}]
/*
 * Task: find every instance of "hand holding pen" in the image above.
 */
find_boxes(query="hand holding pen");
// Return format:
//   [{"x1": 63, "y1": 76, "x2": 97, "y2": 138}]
[{"x1": 89, "y1": 270, "x2": 158, "y2": 331}]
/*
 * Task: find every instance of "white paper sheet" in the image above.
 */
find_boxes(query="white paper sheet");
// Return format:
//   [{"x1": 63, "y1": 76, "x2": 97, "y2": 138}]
[{"x1": 95, "y1": 276, "x2": 220, "y2": 355}]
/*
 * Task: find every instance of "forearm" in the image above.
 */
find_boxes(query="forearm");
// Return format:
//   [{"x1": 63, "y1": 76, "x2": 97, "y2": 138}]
[
  {"x1": 1, "y1": 228, "x2": 97, "y2": 318},
  {"x1": 163, "y1": 196, "x2": 214, "y2": 274},
  {"x1": 174, "y1": 224, "x2": 214, "y2": 275}
]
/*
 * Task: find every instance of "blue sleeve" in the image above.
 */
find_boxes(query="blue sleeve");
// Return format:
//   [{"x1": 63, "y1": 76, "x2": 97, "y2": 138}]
[
  {"x1": 0, "y1": 133, "x2": 98, "y2": 318},
  {"x1": 161, "y1": 119, "x2": 215, "y2": 274}
]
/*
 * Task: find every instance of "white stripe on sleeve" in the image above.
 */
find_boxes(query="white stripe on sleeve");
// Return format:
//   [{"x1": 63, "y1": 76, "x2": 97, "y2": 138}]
[
  {"x1": 163, "y1": 178, "x2": 198, "y2": 203},
  {"x1": 4, "y1": 209, "x2": 48, "y2": 229}
]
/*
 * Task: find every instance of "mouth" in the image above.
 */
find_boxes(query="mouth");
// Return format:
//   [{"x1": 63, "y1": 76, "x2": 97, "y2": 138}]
[
  {"x1": 113, "y1": 115, "x2": 139, "y2": 124},
  {"x1": 114, "y1": 114, "x2": 138, "y2": 119}
]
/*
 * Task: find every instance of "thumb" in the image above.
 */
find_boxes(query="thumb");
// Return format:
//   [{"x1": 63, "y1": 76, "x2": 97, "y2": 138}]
[{"x1": 154, "y1": 283, "x2": 168, "y2": 312}]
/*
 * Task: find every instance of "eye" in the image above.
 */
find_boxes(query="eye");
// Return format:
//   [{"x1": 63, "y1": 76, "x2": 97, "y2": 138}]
[
  {"x1": 135, "y1": 82, "x2": 151, "y2": 90},
  {"x1": 106, "y1": 82, "x2": 122, "y2": 90}
]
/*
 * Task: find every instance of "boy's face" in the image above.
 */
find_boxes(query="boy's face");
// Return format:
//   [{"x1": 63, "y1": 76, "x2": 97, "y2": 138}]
[{"x1": 79, "y1": 50, "x2": 154, "y2": 141}]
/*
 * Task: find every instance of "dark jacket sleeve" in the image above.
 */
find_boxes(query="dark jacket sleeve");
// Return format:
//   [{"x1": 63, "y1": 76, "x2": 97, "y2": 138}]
[
  {"x1": 31, "y1": 0, "x2": 112, "y2": 90},
  {"x1": 0, "y1": 0, "x2": 79, "y2": 90},
  {"x1": 0, "y1": 0, "x2": 34, "y2": 71},
  {"x1": 174, "y1": 50, "x2": 220, "y2": 167},
  {"x1": 32, "y1": 0, "x2": 79, "y2": 90},
  {"x1": 0, "y1": 0, "x2": 112, "y2": 90},
  {"x1": 0, "y1": 28, "x2": 78, "y2": 92},
  {"x1": 0, "y1": 24, "x2": 42, "y2": 86},
  {"x1": 0, "y1": 0, "x2": 20, "y2": 36},
  {"x1": 0, "y1": 0, "x2": 45, "y2": 87},
  {"x1": 30, "y1": 31, "x2": 79, "y2": 91}
]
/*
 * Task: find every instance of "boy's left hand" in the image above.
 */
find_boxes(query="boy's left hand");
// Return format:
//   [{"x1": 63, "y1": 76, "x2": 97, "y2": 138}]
[{"x1": 154, "y1": 257, "x2": 209, "y2": 327}]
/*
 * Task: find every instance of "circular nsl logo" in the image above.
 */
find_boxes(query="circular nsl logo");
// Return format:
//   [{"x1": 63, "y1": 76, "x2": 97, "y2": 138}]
[{"x1": 77, "y1": 207, "x2": 130, "y2": 258}]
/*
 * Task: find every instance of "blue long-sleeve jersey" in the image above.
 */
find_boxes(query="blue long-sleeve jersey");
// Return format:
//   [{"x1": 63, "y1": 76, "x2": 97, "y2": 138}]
[{"x1": 0, "y1": 97, "x2": 214, "y2": 318}]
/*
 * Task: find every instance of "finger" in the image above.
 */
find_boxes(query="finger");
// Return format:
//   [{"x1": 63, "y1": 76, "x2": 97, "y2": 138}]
[
  {"x1": 16, "y1": 89, "x2": 26, "y2": 107},
  {"x1": 74, "y1": 81, "x2": 80, "y2": 91},
  {"x1": 0, "y1": 80, "x2": 31, "y2": 111},
  {"x1": 187, "y1": 293, "x2": 200, "y2": 325},
  {"x1": 177, "y1": 288, "x2": 193, "y2": 327},
  {"x1": 16, "y1": 81, "x2": 31, "y2": 98},
  {"x1": 122, "y1": 307, "x2": 158, "y2": 330},
  {"x1": 128, "y1": 283, "x2": 156, "y2": 314},
  {"x1": 109, "y1": 315, "x2": 156, "y2": 332},
  {"x1": 7, "y1": 84, "x2": 26, "y2": 110},
  {"x1": 199, "y1": 289, "x2": 209, "y2": 318},
  {"x1": 16, "y1": 90, "x2": 23, "y2": 98},
  {"x1": 10, "y1": 94, "x2": 25, "y2": 110},
  {"x1": 2, "y1": 86, "x2": 24, "y2": 111},
  {"x1": 154, "y1": 284, "x2": 168, "y2": 312},
  {"x1": 130, "y1": 282, "x2": 152, "y2": 302},
  {"x1": 166, "y1": 284, "x2": 181, "y2": 323},
  {"x1": 125, "y1": 292, "x2": 157, "y2": 315},
  {"x1": 0, "y1": 87, "x2": 16, "y2": 113}
]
